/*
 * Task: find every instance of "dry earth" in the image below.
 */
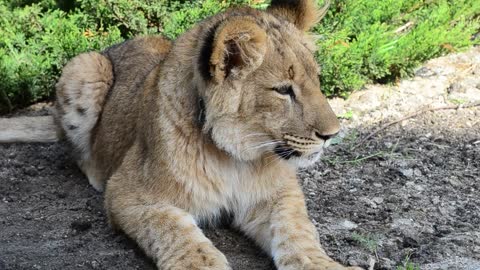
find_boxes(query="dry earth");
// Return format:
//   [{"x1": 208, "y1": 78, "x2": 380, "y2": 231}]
[{"x1": 1, "y1": 48, "x2": 479, "y2": 270}]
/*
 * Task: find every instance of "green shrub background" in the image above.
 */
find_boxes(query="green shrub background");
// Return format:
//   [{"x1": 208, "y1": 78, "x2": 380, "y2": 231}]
[{"x1": 0, "y1": 0, "x2": 479, "y2": 113}]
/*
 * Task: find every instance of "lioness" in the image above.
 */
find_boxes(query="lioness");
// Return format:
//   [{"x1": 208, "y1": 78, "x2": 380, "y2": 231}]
[{"x1": 55, "y1": 0, "x2": 362, "y2": 269}]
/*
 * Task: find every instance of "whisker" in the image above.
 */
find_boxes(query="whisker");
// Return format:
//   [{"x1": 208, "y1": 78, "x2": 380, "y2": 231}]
[
  {"x1": 240, "y1": 139, "x2": 283, "y2": 154},
  {"x1": 243, "y1": 133, "x2": 270, "y2": 138},
  {"x1": 263, "y1": 154, "x2": 280, "y2": 169},
  {"x1": 263, "y1": 148, "x2": 295, "y2": 168},
  {"x1": 251, "y1": 140, "x2": 283, "y2": 149}
]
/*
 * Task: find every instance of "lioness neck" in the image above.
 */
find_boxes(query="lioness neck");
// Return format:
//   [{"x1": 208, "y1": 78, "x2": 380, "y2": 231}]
[{"x1": 136, "y1": 27, "x2": 291, "y2": 216}]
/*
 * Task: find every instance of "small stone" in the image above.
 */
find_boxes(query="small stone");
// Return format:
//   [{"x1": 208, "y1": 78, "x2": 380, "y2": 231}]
[
  {"x1": 447, "y1": 177, "x2": 462, "y2": 187},
  {"x1": 400, "y1": 168, "x2": 414, "y2": 178},
  {"x1": 55, "y1": 191, "x2": 67, "y2": 199},
  {"x1": 415, "y1": 67, "x2": 437, "y2": 77},
  {"x1": 373, "y1": 183, "x2": 383, "y2": 188},
  {"x1": 414, "y1": 185, "x2": 425, "y2": 191},
  {"x1": 392, "y1": 218, "x2": 414, "y2": 229},
  {"x1": 23, "y1": 212, "x2": 33, "y2": 220},
  {"x1": 70, "y1": 219, "x2": 92, "y2": 232},
  {"x1": 402, "y1": 236, "x2": 420, "y2": 248},
  {"x1": 405, "y1": 181, "x2": 415, "y2": 187},
  {"x1": 24, "y1": 166, "x2": 38, "y2": 177},
  {"x1": 362, "y1": 198, "x2": 377, "y2": 208},
  {"x1": 90, "y1": 260, "x2": 100, "y2": 269},
  {"x1": 447, "y1": 82, "x2": 465, "y2": 93},
  {"x1": 432, "y1": 156, "x2": 444, "y2": 166},
  {"x1": 339, "y1": 220, "x2": 358, "y2": 230},
  {"x1": 435, "y1": 225, "x2": 453, "y2": 235},
  {"x1": 413, "y1": 168, "x2": 423, "y2": 177},
  {"x1": 380, "y1": 257, "x2": 395, "y2": 269},
  {"x1": 372, "y1": 197, "x2": 384, "y2": 205},
  {"x1": 347, "y1": 259, "x2": 359, "y2": 267}
]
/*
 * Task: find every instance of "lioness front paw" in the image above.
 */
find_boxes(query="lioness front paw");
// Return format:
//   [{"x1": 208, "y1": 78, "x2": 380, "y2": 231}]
[
  {"x1": 304, "y1": 256, "x2": 364, "y2": 270},
  {"x1": 277, "y1": 254, "x2": 364, "y2": 270},
  {"x1": 165, "y1": 243, "x2": 231, "y2": 270},
  {"x1": 304, "y1": 264, "x2": 364, "y2": 270}
]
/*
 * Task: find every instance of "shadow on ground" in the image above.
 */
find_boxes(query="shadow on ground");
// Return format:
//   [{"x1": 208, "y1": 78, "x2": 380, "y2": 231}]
[{"x1": 0, "y1": 108, "x2": 479, "y2": 270}]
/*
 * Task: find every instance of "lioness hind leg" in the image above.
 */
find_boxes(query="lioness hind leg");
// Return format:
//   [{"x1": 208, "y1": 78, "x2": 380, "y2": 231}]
[
  {"x1": 55, "y1": 52, "x2": 113, "y2": 190},
  {"x1": 77, "y1": 159, "x2": 103, "y2": 191},
  {"x1": 105, "y1": 178, "x2": 231, "y2": 270}
]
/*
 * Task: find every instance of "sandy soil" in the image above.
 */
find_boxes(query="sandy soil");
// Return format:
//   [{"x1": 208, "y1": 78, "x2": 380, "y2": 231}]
[{"x1": 1, "y1": 48, "x2": 479, "y2": 270}]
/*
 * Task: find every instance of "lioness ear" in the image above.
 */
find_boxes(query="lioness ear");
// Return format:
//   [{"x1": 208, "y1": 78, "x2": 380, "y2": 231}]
[
  {"x1": 209, "y1": 17, "x2": 267, "y2": 83},
  {"x1": 267, "y1": 0, "x2": 330, "y2": 31}
]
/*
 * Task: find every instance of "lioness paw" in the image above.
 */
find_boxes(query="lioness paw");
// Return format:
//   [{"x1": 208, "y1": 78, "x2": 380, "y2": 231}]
[
  {"x1": 305, "y1": 256, "x2": 365, "y2": 270},
  {"x1": 166, "y1": 242, "x2": 232, "y2": 270},
  {"x1": 277, "y1": 253, "x2": 364, "y2": 270},
  {"x1": 304, "y1": 265, "x2": 364, "y2": 270}
]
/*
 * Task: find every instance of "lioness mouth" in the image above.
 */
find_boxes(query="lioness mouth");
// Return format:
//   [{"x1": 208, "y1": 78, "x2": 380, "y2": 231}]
[{"x1": 274, "y1": 145, "x2": 302, "y2": 160}]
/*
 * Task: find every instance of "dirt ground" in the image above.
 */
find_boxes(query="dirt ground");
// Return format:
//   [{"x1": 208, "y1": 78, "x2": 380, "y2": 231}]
[{"x1": 1, "y1": 48, "x2": 479, "y2": 270}]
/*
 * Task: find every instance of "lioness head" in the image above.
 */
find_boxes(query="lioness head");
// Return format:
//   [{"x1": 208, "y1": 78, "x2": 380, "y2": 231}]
[{"x1": 195, "y1": 0, "x2": 339, "y2": 168}]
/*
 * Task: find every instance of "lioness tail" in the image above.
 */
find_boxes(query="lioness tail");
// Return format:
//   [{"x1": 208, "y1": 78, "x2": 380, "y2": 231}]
[{"x1": 0, "y1": 116, "x2": 57, "y2": 143}]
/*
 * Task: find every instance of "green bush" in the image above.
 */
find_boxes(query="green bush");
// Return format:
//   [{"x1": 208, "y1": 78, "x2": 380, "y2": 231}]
[
  {"x1": 0, "y1": 0, "x2": 262, "y2": 113},
  {"x1": 315, "y1": 0, "x2": 480, "y2": 96},
  {"x1": 0, "y1": 0, "x2": 479, "y2": 112},
  {"x1": 78, "y1": 0, "x2": 267, "y2": 39},
  {"x1": 0, "y1": 0, "x2": 122, "y2": 113}
]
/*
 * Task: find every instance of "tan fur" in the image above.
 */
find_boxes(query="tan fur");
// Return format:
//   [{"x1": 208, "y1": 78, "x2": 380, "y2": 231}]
[
  {"x1": 0, "y1": 116, "x2": 57, "y2": 143},
  {"x1": 55, "y1": 1, "x2": 362, "y2": 270},
  {"x1": 268, "y1": 0, "x2": 331, "y2": 31}
]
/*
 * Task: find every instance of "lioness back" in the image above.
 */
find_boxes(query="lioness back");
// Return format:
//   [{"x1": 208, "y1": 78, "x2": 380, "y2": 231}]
[{"x1": 55, "y1": 36, "x2": 171, "y2": 190}]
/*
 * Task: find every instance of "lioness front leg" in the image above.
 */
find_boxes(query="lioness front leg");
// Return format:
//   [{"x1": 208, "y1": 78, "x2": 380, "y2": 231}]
[
  {"x1": 105, "y1": 184, "x2": 230, "y2": 270},
  {"x1": 235, "y1": 179, "x2": 362, "y2": 270}
]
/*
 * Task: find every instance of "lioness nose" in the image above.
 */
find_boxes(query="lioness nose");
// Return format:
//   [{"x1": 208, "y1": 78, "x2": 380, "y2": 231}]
[{"x1": 314, "y1": 131, "x2": 338, "y2": 141}]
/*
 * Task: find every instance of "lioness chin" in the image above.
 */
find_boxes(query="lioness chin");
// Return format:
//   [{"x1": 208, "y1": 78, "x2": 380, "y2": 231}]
[{"x1": 55, "y1": 0, "x2": 362, "y2": 269}]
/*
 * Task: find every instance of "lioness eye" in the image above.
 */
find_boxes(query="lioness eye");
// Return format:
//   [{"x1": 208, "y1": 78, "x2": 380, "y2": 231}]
[{"x1": 273, "y1": 85, "x2": 295, "y2": 99}]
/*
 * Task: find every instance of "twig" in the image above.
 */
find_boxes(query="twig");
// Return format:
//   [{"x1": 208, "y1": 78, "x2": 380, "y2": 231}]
[
  {"x1": 354, "y1": 101, "x2": 480, "y2": 148},
  {"x1": 394, "y1": 21, "x2": 414, "y2": 34},
  {"x1": 368, "y1": 256, "x2": 376, "y2": 270}
]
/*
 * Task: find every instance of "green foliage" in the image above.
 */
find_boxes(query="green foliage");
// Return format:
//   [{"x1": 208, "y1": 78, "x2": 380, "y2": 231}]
[
  {"x1": 396, "y1": 254, "x2": 420, "y2": 270},
  {"x1": 396, "y1": 262, "x2": 420, "y2": 270},
  {"x1": 0, "y1": 0, "x2": 479, "y2": 112},
  {"x1": 315, "y1": 0, "x2": 480, "y2": 97},
  {"x1": 0, "y1": 0, "x2": 260, "y2": 112},
  {"x1": 78, "y1": 0, "x2": 267, "y2": 39},
  {"x1": 337, "y1": 110, "x2": 354, "y2": 120},
  {"x1": 351, "y1": 232, "x2": 379, "y2": 253},
  {"x1": 0, "y1": 0, "x2": 122, "y2": 112},
  {"x1": 5, "y1": 0, "x2": 56, "y2": 9}
]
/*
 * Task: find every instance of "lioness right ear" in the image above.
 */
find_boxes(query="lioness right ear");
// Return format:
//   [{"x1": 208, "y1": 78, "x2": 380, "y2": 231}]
[
  {"x1": 204, "y1": 16, "x2": 267, "y2": 84},
  {"x1": 268, "y1": 0, "x2": 330, "y2": 31}
]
